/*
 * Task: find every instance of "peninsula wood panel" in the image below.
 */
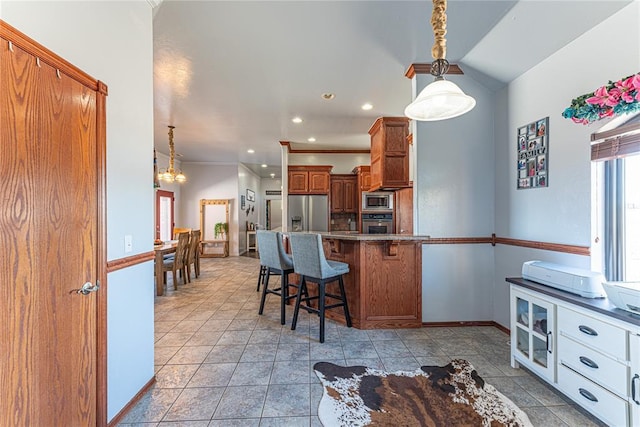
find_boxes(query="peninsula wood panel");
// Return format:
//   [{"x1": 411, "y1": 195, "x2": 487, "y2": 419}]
[
  {"x1": 322, "y1": 239, "x2": 422, "y2": 329},
  {"x1": 362, "y1": 241, "x2": 421, "y2": 327},
  {"x1": 1, "y1": 23, "x2": 105, "y2": 426}
]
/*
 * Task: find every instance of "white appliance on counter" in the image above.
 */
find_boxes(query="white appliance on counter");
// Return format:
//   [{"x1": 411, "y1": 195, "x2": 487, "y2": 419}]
[
  {"x1": 522, "y1": 260, "x2": 606, "y2": 298},
  {"x1": 603, "y1": 281, "x2": 640, "y2": 315},
  {"x1": 288, "y1": 194, "x2": 328, "y2": 232}
]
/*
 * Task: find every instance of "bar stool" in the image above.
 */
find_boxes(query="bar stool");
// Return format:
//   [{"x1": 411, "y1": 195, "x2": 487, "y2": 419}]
[
  {"x1": 289, "y1": 233, "x2": 352, "y2": 343},
  {"x1": 256, "y1": 230, "x2": 298, "y2": 325}
]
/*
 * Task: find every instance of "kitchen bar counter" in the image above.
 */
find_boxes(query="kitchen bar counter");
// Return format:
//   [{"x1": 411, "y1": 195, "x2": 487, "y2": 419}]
[
  {"x1": 318, "y1": 231, "x2": 430, "y2": 241},
  {"x1": 313, "y1": 233, "x2": 428, "y2": 329}
]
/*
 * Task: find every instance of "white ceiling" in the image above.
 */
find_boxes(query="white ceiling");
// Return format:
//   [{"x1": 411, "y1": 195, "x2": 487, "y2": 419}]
[{"x1": 152, "y1": 0, "x2": 631, "y2": 177}]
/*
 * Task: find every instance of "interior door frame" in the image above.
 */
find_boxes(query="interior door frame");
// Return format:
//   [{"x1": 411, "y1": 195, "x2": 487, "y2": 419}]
[
  {"x1": 155, "y1": 189, "x2": 174, "y2": 240},
  {"x1": 1, "y1": 20, "x2": 108, "y2": 426}
]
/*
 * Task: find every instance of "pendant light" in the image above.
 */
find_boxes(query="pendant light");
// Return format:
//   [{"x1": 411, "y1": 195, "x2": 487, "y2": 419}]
[
  {"x1": 158, "y1": 125, "x2": 186, "y2": 183},
  {"x1": 404, "y1": 0, "x2": 476, "y2": 121}
]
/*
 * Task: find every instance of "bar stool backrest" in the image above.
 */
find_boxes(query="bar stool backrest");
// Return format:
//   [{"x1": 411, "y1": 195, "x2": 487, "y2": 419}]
[
  {"x1": 289, "y1": 233, "x2": 334, "y2": 279},
  {"x1": 256, "y1": 230, "x2": 279, "y2": 270}
]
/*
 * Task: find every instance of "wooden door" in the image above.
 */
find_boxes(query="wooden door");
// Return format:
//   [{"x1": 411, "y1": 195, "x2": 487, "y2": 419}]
[
  {"x1": 288, "y1": 171, "x2": 308, "y2": 193},
  {"x1": 330, "y1": 178, "x2": 345, "y2": 213},
  {"x1": 0, "y1": 22, "x2": 106, "y2": 426},
  {"x1": 343, "y1": 177, "x2": 357, "y2": 213},
  {"x1": 308, "y1": 170, "x2": 330, "y2": 193}
]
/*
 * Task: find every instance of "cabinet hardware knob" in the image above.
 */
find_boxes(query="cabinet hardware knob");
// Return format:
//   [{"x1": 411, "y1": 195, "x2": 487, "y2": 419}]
[
  {"x1": 578, "y1": 325, "x2": 598, "y2": 336},
  {"x1": 578, "y1": 388, "x2": 598, "y2": 402},
  {"x1": 579, "y1": 356, "x2": 599, "y2": 369}
]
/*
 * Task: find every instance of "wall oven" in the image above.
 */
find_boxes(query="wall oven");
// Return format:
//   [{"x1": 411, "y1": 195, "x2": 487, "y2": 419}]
[
  {"x1": 361, "y1": 213, "x2": 394, "y2": 234},
  {"x1": 362, "y1": 192, "x2": 393, "y2": 211}
]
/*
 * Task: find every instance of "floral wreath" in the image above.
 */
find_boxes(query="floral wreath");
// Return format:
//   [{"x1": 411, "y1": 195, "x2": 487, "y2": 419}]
[{"x1": 562, "y1": 72, "x2": 640, "y2": 125}]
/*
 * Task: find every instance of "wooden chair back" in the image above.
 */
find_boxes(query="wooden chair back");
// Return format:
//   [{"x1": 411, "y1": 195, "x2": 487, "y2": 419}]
[{"x1": 173, "y1": 227, "x2": 192, "y2": 240}]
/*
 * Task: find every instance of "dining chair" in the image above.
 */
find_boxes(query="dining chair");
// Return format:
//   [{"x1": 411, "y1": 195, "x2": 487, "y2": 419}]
[
  {"x1": 172, "y1": 227, "x2": 192, "y2": 239},
  {"x1": 161, "y1": 231, "x2": 190, "y2": 290},
  {"x1": 289, "y1": 232, "x2": 351, "y2": 343},
  {"x1": 185, "y1": 229, "x2": 201, "y2": 281},
  {"x1": 256, "y1": 230, "x2": 299, "y2": 325}
]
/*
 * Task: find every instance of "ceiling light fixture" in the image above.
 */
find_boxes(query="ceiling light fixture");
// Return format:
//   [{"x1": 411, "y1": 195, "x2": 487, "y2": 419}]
[
  {"x1": 404, "y1": 0, "x2": 476, "y2": 121},
  {"x1": 270, "y1": 173, "x2": 275, "y2": 178},
  {"x1": 158, "y1": 125, "x2": 186, "y2": 183},
  {"x1": 292, "y1": 117, "x2": 303, "y2": 124},
  {"x1": 361, "y1": 103, "x2": 373, "y2": 111},
  {"x1": 247, "y1": 149, "x2": 255, "y2": 153},
  {"x1": 307, "y1": 137, "x2": 316, "y2": 142},
  {"x1": 322, "y1": 93, "x2": 335, "y2": 100},
  {"x1": 261, "y1": 164, "x2": 267, "y2": 168}
]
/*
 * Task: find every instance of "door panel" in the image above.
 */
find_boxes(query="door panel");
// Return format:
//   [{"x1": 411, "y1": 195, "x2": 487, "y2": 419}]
[{"x1": 1, "y1": 28, "x2": 100, "y2": 426}]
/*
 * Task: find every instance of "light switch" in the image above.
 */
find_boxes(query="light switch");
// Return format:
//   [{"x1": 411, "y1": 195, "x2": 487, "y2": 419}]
[{"x1": 124, "y1": 235, "x2": 133, "y2": 253}]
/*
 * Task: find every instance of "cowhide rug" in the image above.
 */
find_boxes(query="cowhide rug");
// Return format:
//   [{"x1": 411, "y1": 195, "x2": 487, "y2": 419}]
[{"x1": 314, "y1": 359, "x2": 533, "y2": 427}]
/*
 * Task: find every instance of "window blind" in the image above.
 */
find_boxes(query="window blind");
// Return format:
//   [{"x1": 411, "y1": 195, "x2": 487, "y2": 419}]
[{"x1": 591, "y1": 121, "x2": 640, "y2": 161}]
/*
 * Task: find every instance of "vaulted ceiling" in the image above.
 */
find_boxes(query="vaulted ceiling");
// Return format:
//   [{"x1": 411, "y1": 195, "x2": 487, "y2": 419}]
[{"x1": 152, "y1": 0, "x2": 631, "y2": 177}]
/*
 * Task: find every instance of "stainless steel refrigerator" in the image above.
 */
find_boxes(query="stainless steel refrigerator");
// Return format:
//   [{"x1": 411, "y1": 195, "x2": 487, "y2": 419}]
[{"x1": 288, "y1": 195, "x2": 329, "y2": 232}]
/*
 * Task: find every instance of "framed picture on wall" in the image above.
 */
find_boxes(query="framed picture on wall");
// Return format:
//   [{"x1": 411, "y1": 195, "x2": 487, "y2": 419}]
[
  {"x1": 246, "y1": 189, "x2": 255, "y2": 202},
  {"x1": 517, "y1": 116, "x2": 548, "y2": 189}
]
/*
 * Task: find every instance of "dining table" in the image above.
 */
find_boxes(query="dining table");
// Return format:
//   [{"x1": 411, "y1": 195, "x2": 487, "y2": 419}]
[{"x1": 154, "y1": 240, "x2": 177, "y2": 296}]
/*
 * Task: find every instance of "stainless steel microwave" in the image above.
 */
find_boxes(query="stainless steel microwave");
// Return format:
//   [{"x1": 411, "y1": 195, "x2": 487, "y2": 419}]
[{"x1": 362, "y1": 192, "x2": 393, "y2": 211}]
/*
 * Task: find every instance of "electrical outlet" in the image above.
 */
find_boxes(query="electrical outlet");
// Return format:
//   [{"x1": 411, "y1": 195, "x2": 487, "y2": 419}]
[{"x1": 124, "y1": 235, "x2": 133, "y2": 253}]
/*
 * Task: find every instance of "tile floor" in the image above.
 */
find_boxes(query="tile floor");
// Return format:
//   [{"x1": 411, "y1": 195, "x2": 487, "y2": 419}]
[{"x1": 118, "y1": 255, "x2": 605, "y2": 427}]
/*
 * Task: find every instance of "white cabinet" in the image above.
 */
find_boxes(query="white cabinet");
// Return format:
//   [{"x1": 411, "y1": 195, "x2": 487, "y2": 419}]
[
  {"x1": 556, "y1": 306, "x2": 629, "y2": 426},
  {"x1": 630, "y1": 333, "x2": 640, "y2": 425},
  {"x1": 509, "y1": 282, "x2": 639, "y2": 426},
  {"x1": 510, "y1": 287, "x2": 555, "y2": 382}
]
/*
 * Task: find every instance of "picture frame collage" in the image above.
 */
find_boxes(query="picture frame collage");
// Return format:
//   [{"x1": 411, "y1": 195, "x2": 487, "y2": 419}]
[{"x1": 517, "y1": 117, "x2": 548, "y2": 189}]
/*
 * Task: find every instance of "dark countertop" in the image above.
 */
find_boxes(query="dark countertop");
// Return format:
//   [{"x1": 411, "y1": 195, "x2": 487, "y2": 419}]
[{"x1": 507, "y1": 277, "x2": 640, "y2": 329}]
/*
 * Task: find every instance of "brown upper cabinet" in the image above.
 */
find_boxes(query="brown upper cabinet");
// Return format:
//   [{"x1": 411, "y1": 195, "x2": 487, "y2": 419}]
[
  {"x1": 330, "y1": 175, "x2": 358, "y2": 214},
  {"x1": 288, "y1": 165, "x2": 332, "y2": 194},
  {"x1": 352, "y1": 165, "x2": 371, "y2": 193},
  {"x1": 368, "y1": 117, "x2": 410, "y2": 191}
]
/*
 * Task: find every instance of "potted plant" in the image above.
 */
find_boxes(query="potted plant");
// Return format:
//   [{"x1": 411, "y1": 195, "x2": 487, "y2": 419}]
[{"x1": 214, "y1": 222, "x2": 228, "y2": 239}]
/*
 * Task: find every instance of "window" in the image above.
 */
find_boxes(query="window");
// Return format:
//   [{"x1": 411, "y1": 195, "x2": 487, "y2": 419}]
[{"x1": 596, "y1": 118, "x2": 640, "y2": 282}]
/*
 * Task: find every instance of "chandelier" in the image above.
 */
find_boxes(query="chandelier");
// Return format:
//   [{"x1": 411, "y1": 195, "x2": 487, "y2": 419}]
[
  {"x1": 158, "y1": 125, "x2": 186, "y2": 183},
  {"x1": 404, "y1": 0, "x2": 476, "y2": 121}
]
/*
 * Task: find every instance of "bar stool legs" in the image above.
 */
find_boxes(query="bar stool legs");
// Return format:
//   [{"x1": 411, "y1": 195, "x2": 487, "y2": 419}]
[
  {"x1": 258, "y1": 267, "x2": 295, "y2": 325},
  {"x1": 291, "y1": 274, "x2": 351, "y2": 343},
  {"x1": 256, "y1": 265, "x2": 267, "y2": 292}
]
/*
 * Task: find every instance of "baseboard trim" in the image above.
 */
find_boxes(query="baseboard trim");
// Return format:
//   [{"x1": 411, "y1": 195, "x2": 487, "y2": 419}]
[
  {"x1": 107, "y1": 376, "x2": 156, "y2": 427},
  {"x1": 422, "y1": 320, "x2": 510, "y2": 335}
]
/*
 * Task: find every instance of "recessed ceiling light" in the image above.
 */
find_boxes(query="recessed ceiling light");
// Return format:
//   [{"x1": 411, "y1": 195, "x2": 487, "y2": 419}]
[
  {"x1": 261, "y1": 164, "x2": 267, "y2": 168},
  {"x1": 247, "y1": 149, "x2": 255, "y2": 153},
  {"x1": 362, "y1": 103, "x2": 373, "y2": 111},
  {"x1": 322, "y1": 93, "x2": 335, "y2": 100},
  {"x1": 292, "y1": 117, "x2": 303, "y2": 124},
  {"x1": 308, "y1": 137, "x2": 316, "y2": 142},
  {"x1": 270, "y1": 173, "x2": 275, "y2": 178}
]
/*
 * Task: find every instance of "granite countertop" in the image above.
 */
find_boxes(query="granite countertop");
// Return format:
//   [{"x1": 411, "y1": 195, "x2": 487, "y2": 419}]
[{"x1": 318, "y1": 231, "x2": 430, "y2": 242}]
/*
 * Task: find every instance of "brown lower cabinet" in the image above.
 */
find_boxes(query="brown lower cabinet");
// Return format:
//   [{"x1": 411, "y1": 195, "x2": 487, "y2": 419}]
[{"x1": 290, "y1": 237, "x2": 423, "y2": 329}]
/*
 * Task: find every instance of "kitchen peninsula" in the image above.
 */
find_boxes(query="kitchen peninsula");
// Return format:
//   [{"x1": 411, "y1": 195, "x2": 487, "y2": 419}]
[{"x1": 315, "y1": 232, "x2": 429, "y2": 329}]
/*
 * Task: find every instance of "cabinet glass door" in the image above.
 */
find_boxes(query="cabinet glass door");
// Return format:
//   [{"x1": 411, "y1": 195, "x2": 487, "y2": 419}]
[{"x1": 511, "y1": 287, "x2": 555, "y2": 382}]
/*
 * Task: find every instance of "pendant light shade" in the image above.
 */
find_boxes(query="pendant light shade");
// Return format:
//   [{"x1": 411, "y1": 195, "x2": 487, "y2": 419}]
[
  {"x1": 404, "y1": 77, "x2": 476, "y2": 121},
  {"x1": 405, "y1": 0, "x2": 476, "y2": 121}
]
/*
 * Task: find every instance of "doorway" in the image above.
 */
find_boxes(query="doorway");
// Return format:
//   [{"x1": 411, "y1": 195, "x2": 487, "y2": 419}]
[
  {"x1": 156, "y1": 189, "x2": 174, "y2": 241},
  {"x1": 266, "y1": 199, "x2": 282, "y2": 230}
]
